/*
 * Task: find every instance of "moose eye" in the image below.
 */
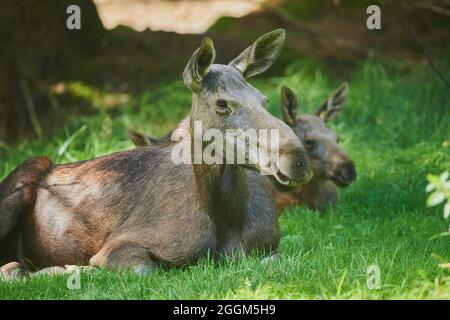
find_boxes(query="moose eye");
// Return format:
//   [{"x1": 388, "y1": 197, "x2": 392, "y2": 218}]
[
  {"x1": 215, "y1": 99, "x2": 230, "y2": 115},
  {"x1": 304, "y1": 139, "x2": 316, "y2": 150}
]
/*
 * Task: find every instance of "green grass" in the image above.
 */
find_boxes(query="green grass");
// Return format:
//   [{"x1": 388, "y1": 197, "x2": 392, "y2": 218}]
[{"x1": 0, "y1": 57, "x2": 449, "y2": 299}]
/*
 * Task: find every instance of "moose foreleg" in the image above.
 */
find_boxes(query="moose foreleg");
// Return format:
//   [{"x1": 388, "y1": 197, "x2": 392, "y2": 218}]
[
  {"x1": 0, "y1": 261, "x2": 30, "y2": 280},
  {"x1": 261, "y1": 249, "x2": 280, "y2": 264},
  {"x1": 90, "y1": 243, "x2": 158, "y2": 275},
  {"x1": 315, "y1": 181, "x2": 339, "y2": 213}
]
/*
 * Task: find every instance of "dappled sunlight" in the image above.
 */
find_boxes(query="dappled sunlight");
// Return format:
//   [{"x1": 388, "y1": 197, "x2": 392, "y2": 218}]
[
  {"x1": 94, "y1": 0, "x2": 263, "y2": 33},
  {"x1": 50, "y1": 81, "x2": 131, "y2": 110}
]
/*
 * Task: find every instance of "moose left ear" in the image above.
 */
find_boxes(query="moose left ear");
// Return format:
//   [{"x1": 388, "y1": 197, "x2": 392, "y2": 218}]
[
  {"x1": 128, "y1": 130, "x2": 153, "y2": 147},
  {"x1": 281, "y1": 86, "x2": 298, "y2": 127},
  {"x1": 316, "y1": 82, "x2": 349, "y2": 122},
  {"x1": 229, "y1": 29, "x2": 286, "y2": 78}
]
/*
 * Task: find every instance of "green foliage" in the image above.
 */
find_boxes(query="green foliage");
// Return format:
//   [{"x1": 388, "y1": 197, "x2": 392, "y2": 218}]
[
  {"x1": 0, "y1": 58, "x2": 449, "y2": 299},
  {"x1": 281, "y1": 0, "x2": 323, "y2": 19},
  {"x1": 345, "y1": 0, "x2": 383, "y2": 9},
  {"x1": 208, "y1": 16, "x2": 236, "y2": 33},
  {"x1": 427, "y1": 171, "x2": 450, "y2": 222}
]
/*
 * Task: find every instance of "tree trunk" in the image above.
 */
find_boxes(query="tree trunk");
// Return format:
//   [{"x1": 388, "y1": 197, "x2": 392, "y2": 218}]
[{"x1": 0, "y1": 0, "x2": 104, "y2": 142}]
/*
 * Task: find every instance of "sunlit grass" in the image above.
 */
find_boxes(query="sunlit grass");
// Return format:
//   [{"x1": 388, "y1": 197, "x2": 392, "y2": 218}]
[{"x1": 0, "y1": 59, "x2": 449, "y2": 299}]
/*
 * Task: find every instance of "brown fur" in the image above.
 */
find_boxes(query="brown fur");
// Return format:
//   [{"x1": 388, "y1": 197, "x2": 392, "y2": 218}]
[
  {"x1": 0, "y1": 117, "x2": 281, "y2": 273},
  {"x1": 0, "y1": 157, "x2": 52, "y2": 265}
]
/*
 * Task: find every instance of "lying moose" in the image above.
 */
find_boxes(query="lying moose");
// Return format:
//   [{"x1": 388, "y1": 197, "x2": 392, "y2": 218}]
[
  {"x1": 0, "y1": 29, "x2": 313, "y2": 278},
  {"x1": 129, "y1": 83, "x2": 356, "y2": 213},
  {"x1": 274, "y1": 84, "x2": 357, "y2": 211}
]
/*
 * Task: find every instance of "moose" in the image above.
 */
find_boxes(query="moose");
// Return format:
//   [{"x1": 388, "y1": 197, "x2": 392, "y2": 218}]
[
  {"x1": 0, "y1": 29, "x2": 313, "y2": 279},
  {"x1": 274, "y1": 84, "x2": 356, "y2": 211},
  {"x1": 129, "y1": 83, "x2": 356, "y2": 213}
]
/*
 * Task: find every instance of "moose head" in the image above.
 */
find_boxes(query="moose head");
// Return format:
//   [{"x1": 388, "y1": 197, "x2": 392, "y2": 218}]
[
  {"x1": 181, "y1": 30, "x2": 312, "y2": 186},
  {"x1": 281, "y1": 83, "x2": 356, "y2": 187}
]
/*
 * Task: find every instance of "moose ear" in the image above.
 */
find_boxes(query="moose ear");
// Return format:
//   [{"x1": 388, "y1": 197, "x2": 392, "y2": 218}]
[
  {"x1": 229, "y1": 29, "x2": 285, "y2": 78},
  {"x1": 281, "y1": 86, "x2": 298, "y2": 127},
  {"x1": 128, "y1": 130, "x2": 153, "y2": 147},
  {"x1": 183, "y1": 37, "x2": 216, "y2": 91},
  {"x1": 316, "y1": 82, "x2": 349, "y2": 122}
]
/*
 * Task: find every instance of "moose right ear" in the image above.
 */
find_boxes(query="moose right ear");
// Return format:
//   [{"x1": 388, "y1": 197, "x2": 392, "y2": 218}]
[
  {"x1": 183, "y1": 37, "x2": 216, "y2": 91},
  {"x1": 316, "y1": 82, "x2": 349, "y2": 122},
  {"x1": 281, "y1": 86, "x2": 298, "y2": 127},
  {"x1": 128, "y1": 130, "x2": 153, "y2": 147}
]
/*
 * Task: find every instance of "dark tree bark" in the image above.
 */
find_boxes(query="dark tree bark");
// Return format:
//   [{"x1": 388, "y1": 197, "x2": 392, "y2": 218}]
[{"x1": 0, "y1": 0, "x2": 104, "y2": 142}]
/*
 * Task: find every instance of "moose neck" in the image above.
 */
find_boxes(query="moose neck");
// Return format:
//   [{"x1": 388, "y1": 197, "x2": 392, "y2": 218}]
[
  {"x1": 193, "y1": 163, "x2": 249, "y2": 218},
  {"x1": 190, "y1": 119, "x2": 249, "y2": 230}
]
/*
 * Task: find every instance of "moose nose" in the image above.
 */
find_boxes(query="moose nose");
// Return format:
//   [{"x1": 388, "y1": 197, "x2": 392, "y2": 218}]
[
  {"x1": 275, "y1": 145, "x2": 312, "y2": 187},
  {"x1": 288, "y1": 149, "x2": 313, "y2": 185},
  {"x1": 334, "y1": 161, "x2": 357, "y2": 187}
]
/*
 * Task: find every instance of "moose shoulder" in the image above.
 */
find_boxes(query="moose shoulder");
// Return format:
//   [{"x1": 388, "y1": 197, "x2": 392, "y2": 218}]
[{"x1": 0, "y1": 30, "x2": 312, "y2": 276}]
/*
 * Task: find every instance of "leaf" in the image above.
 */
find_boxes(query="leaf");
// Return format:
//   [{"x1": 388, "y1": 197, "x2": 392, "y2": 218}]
[
  {"x1": 425, "y1": 183, "x2": 435, "y2": 192},
  {"x1": 440, "y1": 171, "x2": 449, "y2": 182},
  {"x1": 444, "y1": 203, "x2": 450, "y2": 219},
  {"x1": 427, "y1": 174, "x2": 437, "y2": 183},
  {"x1": 438, "y1": 263, "x2": 450, "y2": 270},
  {"x1": 427, "y1": 191, "x2": 445, "y2": 207}
]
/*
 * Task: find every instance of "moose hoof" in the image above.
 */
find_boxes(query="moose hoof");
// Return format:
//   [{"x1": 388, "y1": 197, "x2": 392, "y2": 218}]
[
  {"x1": 65, "y1": 265, "x2": 95, "y2": 272},
  {"x1": 0, "y1": 262, "x2": 29, "y2": 280},
  {"x1": 31, "y1": 266, "x2": 68, "y2": 277},
  {"x1": 133, "y1": 263, "x2": 157, "y2": 276},
  {"x1": 261, "y1": 253, "x2": 280, "y2": 264}
]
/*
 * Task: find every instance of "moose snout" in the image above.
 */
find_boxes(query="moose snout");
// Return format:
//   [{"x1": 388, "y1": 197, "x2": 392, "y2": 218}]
[
  {"x1": 275, "y1": 146, "x2": 312, "y2": 187},
  {"x1": 268, "y1": 117, "x2": 312, "y2": 186},
  {"x1": 331, "y1": 160, "x2": 357, "y2": 188}
]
